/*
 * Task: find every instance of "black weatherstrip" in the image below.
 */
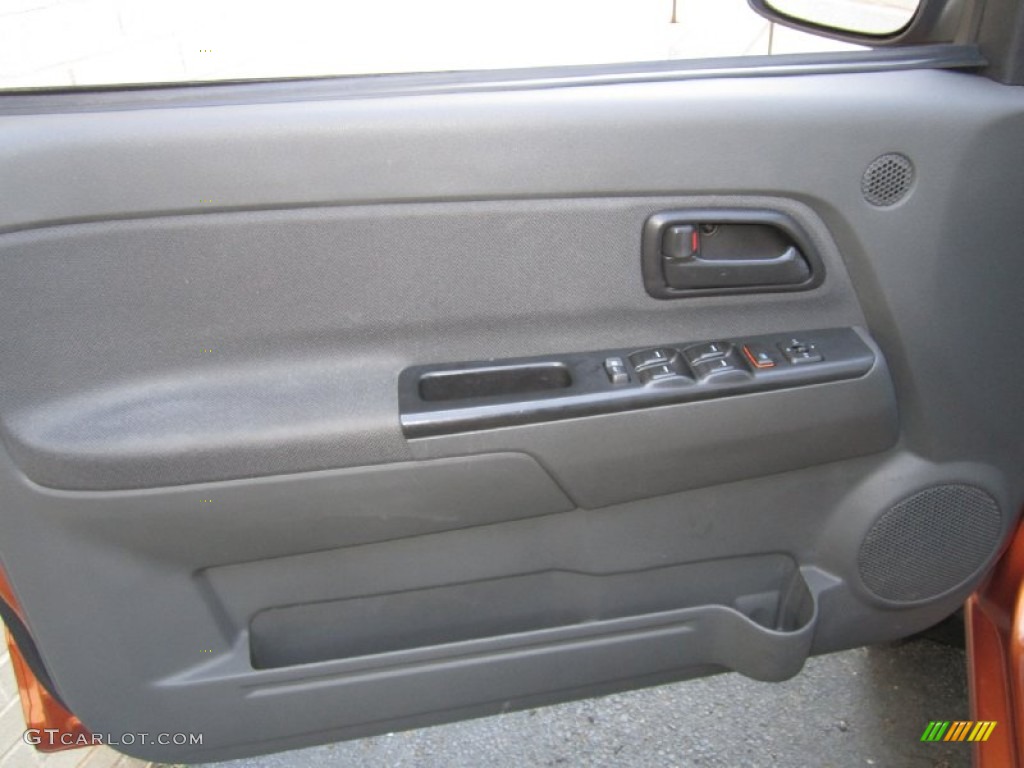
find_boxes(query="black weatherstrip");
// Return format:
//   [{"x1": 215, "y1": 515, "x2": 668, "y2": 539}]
[
  {"x1": 0, "y1": 44, "x2": 985, "y2": 116},
  {"x1": 0, "y1": 599, "x2": 69, "y2": 709}
]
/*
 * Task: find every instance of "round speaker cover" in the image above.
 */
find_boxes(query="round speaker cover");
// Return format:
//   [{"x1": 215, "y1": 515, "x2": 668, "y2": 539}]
[
  {"x1": 862, "y1": 153, "x2": 914, "y2": 207},
  {"x1": 857, "y1": 484, "x2": 1000, "y2": 603}
]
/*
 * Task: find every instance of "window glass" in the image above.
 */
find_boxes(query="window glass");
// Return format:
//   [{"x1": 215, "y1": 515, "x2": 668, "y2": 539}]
[{"x1": 0, "y1": 0, "x2": 875, "y2": 90}]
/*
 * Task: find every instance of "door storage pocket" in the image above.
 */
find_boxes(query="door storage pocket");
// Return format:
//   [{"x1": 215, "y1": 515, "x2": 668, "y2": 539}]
[{"x1": 248, "y1": 553, "x2": 821, "y2": 682}]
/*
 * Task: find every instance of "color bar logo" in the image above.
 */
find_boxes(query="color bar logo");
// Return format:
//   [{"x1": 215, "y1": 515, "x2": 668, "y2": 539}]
[{"x1": 921, "y1": 721, "x2": 997, "y2": 742}]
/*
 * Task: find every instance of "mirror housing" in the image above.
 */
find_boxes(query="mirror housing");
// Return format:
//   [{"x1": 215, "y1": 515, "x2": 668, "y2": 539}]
[{"x1": 746, "y1": 0, "x2": 968, "y2": 46}]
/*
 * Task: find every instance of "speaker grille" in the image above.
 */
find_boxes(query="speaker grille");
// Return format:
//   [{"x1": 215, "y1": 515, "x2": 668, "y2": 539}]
[
  {"x1": 862, "y1": 153, "x2": 914, "y2": 207},
  {"x1": 858, "y1": 485, "x2": 1000, "y2": 603}
]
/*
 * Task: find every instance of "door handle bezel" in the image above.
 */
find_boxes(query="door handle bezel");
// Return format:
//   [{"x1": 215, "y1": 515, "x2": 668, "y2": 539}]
[{"x1": 641, "y1": 208, "x2": 825, "y2": 299}]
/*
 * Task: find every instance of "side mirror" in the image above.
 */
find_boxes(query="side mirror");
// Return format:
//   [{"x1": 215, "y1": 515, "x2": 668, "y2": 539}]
[{"x1": 746, "y1": 0, "x2": 962, "y2": 45}]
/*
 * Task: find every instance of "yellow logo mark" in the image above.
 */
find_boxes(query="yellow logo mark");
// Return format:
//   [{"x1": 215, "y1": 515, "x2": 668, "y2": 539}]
[{"x1": 921, "y1": 721, "x2": 997, "y2": 742}]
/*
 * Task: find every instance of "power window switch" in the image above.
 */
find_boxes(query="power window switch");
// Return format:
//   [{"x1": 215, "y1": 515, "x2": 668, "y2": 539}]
[
  {"x1": 693, "y1": 354, "x2": 750, "y2": 382},
  {"x1": 684, "y1": 341, "x2": 731, "y2": 366},
  {"x1": 638, "y1": 361, "x2": 689, "y2": 385},
  {"x1": 629, "y1": 348, "x2": 674, "y2": 370},
  {"x1": 604, "y1": 357, "x2": 629, "y2": 385}
]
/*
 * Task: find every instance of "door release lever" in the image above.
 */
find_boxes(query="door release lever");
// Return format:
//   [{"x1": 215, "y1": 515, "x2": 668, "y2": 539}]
[{"x1": 642, "y1": 210, "x2": 823, "y2": 298}]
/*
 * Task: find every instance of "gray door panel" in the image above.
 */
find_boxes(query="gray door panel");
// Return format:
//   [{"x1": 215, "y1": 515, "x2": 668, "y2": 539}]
[
  {"x1": 0, "y1": 195, "x2": 865, "y2": 491},
  {"x1": 0, "y1": 65, "x2": 1021, "y2": 761}
]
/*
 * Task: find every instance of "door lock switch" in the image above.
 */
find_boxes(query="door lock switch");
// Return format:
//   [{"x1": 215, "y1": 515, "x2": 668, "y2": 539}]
[
  {"x1": 684, "y1": 341, "x2": 731, "y2": 366},
  {"x1": 604, "y1": 357, "x2": 629, "y2": 385},
  {"x1": 778, "y1": 339, "x2": 823, "y2": 364},
  {"x1": 742, "y1": 344, "x2": 779, "y2": 369}
]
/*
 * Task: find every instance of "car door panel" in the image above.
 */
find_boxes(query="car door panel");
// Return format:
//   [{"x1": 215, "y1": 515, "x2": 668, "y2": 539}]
[
  {"x1": 0, "y1": 195, "x2": 876, "y2": 491},
  {"x1": 0, "y1": 63, "x2": 1022, "y2": 762}
]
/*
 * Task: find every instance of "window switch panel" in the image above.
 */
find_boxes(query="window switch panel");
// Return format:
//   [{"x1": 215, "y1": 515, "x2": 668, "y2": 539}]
[{"x1": 400, "y1": 328, "x2": 877, "y2": 438}]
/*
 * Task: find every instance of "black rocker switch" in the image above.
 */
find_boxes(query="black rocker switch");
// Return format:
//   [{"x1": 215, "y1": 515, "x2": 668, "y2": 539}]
[
  {"x1": 778, "y1": 339, "x2": 823, "y2": 365},
  {"x1": 629, "y1": 348, "x2": 675, "y2": 370},
  {"x1": 684, "y1": 341, "x2": 731, "y2": 366},
  {"x1": 604, "y1": 357, "x2": 629, "y2": 385},
  {"x1": 692, "y1": 352, "x2": 751, "y2": 383}
]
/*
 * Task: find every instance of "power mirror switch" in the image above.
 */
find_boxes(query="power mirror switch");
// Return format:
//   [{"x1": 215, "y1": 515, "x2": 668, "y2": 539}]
[
  {"x1": 778, "y1": 339, "x2": 823, "y2": 364},
  {"x1": 604, "y1": 357, "x2": 629, "y2": 385}
]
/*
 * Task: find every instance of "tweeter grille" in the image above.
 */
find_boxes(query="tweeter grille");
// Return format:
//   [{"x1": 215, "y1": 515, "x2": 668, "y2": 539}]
[
  {"x1": 857, "y1": 484, "x2": 1001, "y2": 603},
  {"x1": 862, "y1": 153, "x2": 914, "y2": 207}
]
